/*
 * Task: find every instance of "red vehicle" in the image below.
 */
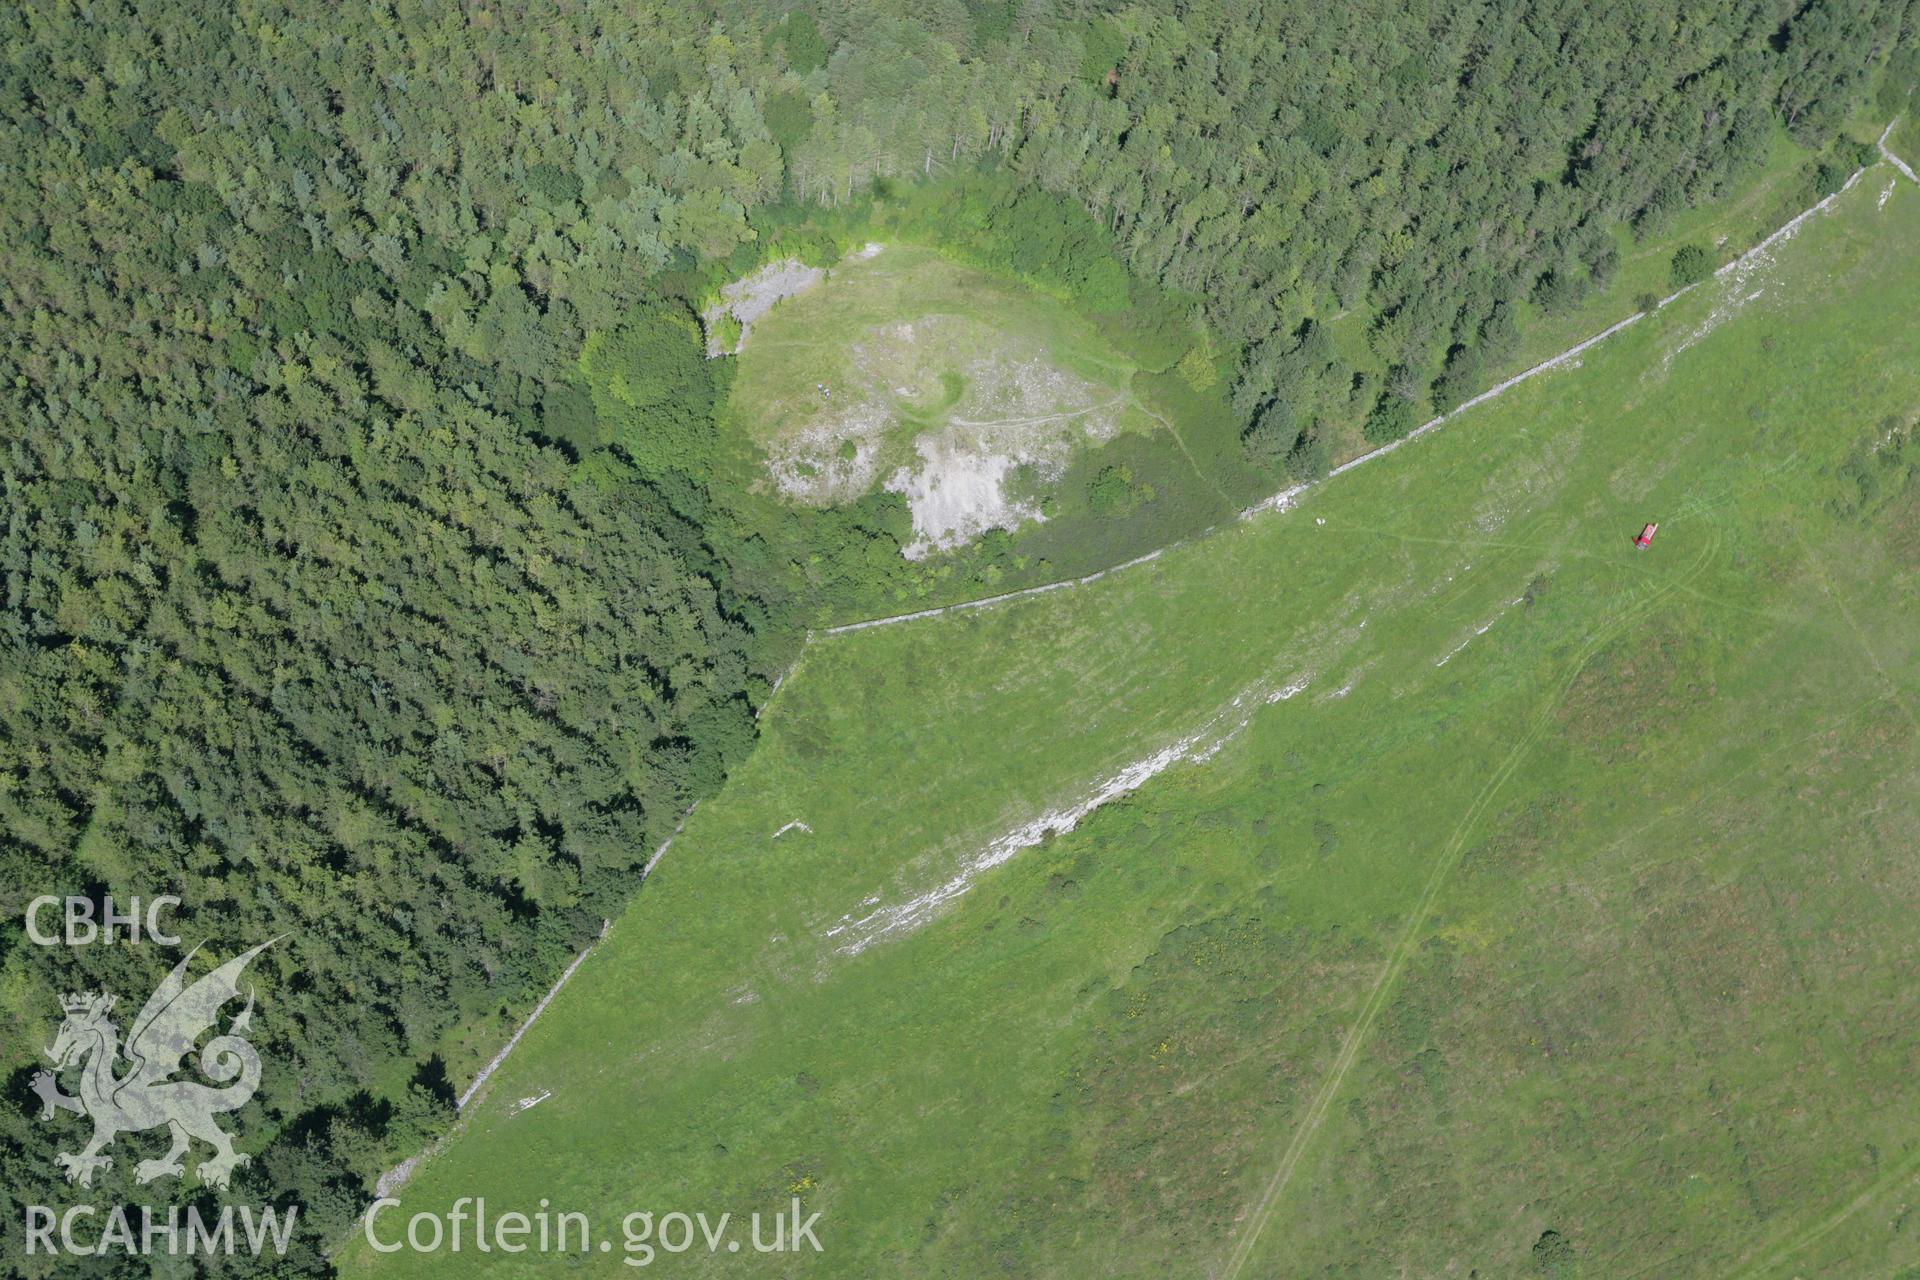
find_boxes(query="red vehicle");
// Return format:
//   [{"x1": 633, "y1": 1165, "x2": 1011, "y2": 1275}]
[{"x1": 1635, "y1": 522, "x2": 1659, "y2": 548}]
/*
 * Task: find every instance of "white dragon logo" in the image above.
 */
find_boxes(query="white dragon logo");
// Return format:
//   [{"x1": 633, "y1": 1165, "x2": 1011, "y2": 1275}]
[{"x1": 31, "y1": 939, "x2": 276, "y2": 1190}]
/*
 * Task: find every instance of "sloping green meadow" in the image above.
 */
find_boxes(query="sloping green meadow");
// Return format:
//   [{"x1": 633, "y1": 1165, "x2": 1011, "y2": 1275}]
[{"x1": 349, "y1": 171, "x2": 1920, "y2": 1277}]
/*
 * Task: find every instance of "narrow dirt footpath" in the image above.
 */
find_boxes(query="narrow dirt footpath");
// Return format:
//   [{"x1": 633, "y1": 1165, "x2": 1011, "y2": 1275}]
[
  {"x1": 1217, "y1": 532, "x2": 1720, "y2": 1279},
  {"x1": 1138, "y1": 399, "x2": 1239, "y2": 508}
]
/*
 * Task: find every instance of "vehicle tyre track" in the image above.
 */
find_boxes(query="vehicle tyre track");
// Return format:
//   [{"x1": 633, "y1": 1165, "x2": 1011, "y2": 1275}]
[{"x1": 1218, "y1": 530, "x2": 1718, "y2": 1279}]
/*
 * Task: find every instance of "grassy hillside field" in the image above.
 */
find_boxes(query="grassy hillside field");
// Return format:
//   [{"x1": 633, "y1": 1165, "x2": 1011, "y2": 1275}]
[{"x1": 349, "y1": 167, "x2": 1920, "y2": 1277}]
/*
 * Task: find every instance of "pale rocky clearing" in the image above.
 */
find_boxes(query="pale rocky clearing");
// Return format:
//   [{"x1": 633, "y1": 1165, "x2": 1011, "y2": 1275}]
[
  {"x1": 726, "y1": 244, "x2": 1130, "y2": 557},
  {"x1": 702, "y1": 256, "x2": 829, "y2": 356}
]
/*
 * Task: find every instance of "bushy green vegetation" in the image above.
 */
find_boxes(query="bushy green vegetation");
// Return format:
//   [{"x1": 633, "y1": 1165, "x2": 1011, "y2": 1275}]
[
  {"x1": 1672, "y1": 243, "x2": 1718, "y2": 286},
  {"x1": 1086, "y1": 464, "x2": 1155, "y2": 516},
  {"x1": 897, "y1": 178, "x2": 1134, "y2": 313},
  {"x1": 350, "y1": 170, "x2": 1920, "y2": 1278},
  {"x1": 579, "y1": 303, "x2": 719, "y2": 477},
  {"x1": 1894, "y1": 111, "x2": 1920, "y2": 168}
]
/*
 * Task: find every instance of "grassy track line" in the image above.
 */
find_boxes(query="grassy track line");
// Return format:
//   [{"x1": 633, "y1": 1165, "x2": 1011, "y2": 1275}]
[
  {"x1": 1723, "y1": 1143, "x2": 1920, "y2": 1279},
  {"x1": 1579, "y1": 692, "x2": 1891, "y2": 888},
  {"x1": 1775, "y1": 498, "x2": 1919, "y2": 735},
  {"x1": 1218, "y1": 535, "x2": 1714, "y2": 1279},
  {"x1": 946, "y1": 395, "x2": 1126, "y2": 431},
  {"x1": 1137, "y1": 399, "x2": 1238, "y2": 507}
]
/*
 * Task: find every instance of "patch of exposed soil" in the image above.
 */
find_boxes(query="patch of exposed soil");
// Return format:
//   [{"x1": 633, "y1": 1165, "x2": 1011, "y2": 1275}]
[
  {"x1": 766, "y1": 310, "x2": 1122, "y2": 554},
  {"x1": 704, "y1": 258, "x2": 826, "y2": 356}
]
